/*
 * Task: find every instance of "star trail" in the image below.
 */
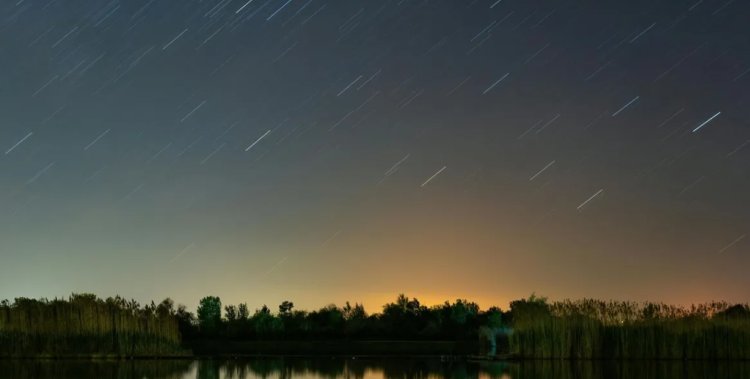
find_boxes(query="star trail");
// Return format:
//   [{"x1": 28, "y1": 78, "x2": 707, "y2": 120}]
[{"x1": 0, "y1": 0, "x2": 748, "y2": 312}]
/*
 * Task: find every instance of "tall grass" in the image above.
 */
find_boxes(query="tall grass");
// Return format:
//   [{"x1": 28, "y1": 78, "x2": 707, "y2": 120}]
[
  {"x1": 0, "y1": 294, "x2": 184, "y2": 357},
  {"x1": 509, "y1": 298, "x2": 750, "y2": 359}
]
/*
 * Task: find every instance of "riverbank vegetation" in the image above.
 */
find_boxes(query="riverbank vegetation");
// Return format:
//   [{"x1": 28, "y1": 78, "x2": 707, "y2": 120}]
[
  {"x1": 509, "y1": 295, "x2": 750, "y2": 359},
  {"x1": 183, "y1": 294, "x2": 498, "y2": 341},
  {"x1": 0, "y1": 294, "x2": 185, "y2": 357},
  {"x1": 1, "y1": 293, "x2": 748, "y2": 359}
]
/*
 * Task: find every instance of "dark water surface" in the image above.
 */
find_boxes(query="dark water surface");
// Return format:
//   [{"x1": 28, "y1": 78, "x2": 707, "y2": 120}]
[{"x1": 1, "y1": 357, "x2": 749, "y2": 378}]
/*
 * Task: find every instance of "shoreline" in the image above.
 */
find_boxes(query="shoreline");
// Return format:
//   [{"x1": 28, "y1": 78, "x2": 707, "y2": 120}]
[{"x1": 2, "y1": 354, "x2": 750, "y2": 362}]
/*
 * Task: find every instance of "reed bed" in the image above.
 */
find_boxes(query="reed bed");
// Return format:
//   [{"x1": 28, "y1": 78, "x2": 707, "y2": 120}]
[
  {"x1": 509, "y1": 298, "x2": 750, "y2": 359},
  {"x1": 0, "y1": 294, "x2": 184, "y2": 357}
]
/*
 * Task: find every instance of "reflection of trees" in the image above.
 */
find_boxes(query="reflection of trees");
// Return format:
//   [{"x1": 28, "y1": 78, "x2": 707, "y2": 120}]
[
  {"x1": 212, "y1": 357, "x2": 501, "y2": 379},
  {"x1": 4, "y1": 359, "x2": 749, "y2": 379},
  {"x1": 508, "y1": 360, "x2": 750, "y2": 379},
  {"x1": 0, "y1": 359, "x2": 193, "y2": 379},
  {"x1": 197, "y1": 360, "x2": 220, "y2": 379}
]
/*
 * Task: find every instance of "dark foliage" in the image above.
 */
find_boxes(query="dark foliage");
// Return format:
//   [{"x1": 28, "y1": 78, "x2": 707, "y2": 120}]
[
  {"x1": 0, "y1": 294, "x2": 184, "y2": 357},
  {"x1": 187, "y1": 294, "x2": 490, "y2": 342},
  {"x1": 3, "y1": 292, "x2": 749, "y2": 360},
  {"x1": 509, "y1": 297, "x2": 750, "y2": 359}
]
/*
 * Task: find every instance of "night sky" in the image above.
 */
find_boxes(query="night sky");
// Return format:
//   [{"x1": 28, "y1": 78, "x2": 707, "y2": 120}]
[{"x1": 1, "y1": 0, "x2": 749, "y2": 313}]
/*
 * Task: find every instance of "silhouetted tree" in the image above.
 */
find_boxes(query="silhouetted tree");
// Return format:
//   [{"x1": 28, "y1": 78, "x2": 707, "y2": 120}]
[
  {"x1": 237, "y1": 303, "x2": 249, "y2": 320},
  {"x1": 279, "y1": 301, "x2": 294, "y2": 315},
  {"x1": 307, "y1": 304, "x2": 345, "y2": 338},
  {"x1": 342, "y1": 302, "x2": 368, "y2": 337},
  {"x1": 252, "y1": 306, "x2": 282, "y2": 338},
  {"x1": 381, "y1": 294, "x2": 429, "y2": 337},
  {"x1": 175, "y1": 304, "x2": 197, "y2": 339},
  {"x1": 224, "y1": 305, "x2": 238, "y2": 322},
  {"x1": 197, "y1": 296, "x2": 222, "y2": 335}
]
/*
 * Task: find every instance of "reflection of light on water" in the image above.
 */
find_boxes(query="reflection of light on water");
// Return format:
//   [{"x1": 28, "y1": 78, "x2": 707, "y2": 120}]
[
  {"x1": 478, "y1": 372, "x2": 512, "y2": 379},
  {"x1": 363, "y1": 368, "x2": 385, "y2": 379},
  {"x1": 180, "y1": 361, "x2": 198, "y2": 379},
  {"x1": 178, "y1": 359, "x2": 515, "y2": 378}
]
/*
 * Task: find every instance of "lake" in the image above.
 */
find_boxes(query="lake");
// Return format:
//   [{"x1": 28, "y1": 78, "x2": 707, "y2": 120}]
[{"x1": 1, "y1": 357, "x2": 749, "y2": 378}]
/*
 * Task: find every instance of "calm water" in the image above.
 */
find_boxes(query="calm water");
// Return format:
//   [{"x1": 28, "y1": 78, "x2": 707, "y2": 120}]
[{"x1": 1, "y1": 358, "x2": 749, "y2": 379}]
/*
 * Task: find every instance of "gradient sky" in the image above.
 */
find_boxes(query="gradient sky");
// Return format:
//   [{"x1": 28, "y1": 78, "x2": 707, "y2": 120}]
[{"x1": 1, "y1": 0, "x2": 749, "y2": 313}]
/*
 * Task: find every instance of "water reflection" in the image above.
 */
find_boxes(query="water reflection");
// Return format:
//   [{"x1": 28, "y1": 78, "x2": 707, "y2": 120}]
[
  {"x1": 1, "y1": 358, "x2": 749, "y2": 379},
  {"x1": 195, "y1": 358, "x2": 509, "y2": 379},
  {"x1": 0, "y1": 359, "x2": 191, "y2": 379}
]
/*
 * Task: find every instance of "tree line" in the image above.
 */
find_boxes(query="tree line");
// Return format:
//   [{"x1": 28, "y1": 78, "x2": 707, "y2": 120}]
[
  {"x1": 182, "y1": 294, "x2": 501, "y2": 341},
  {"x1": 2, "y1": 292, "x2": 749, "y2": 359},
  {"x1": 180, "y1": 293, "x2": 750, "y2": 359}
]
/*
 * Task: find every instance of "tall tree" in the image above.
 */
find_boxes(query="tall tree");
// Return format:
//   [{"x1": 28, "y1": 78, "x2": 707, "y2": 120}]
[
  {"x1": 237, "y1": 303, "x2": 249, "y2": 320},
  {"x1": 197, "y1": 296, "x2": 222, "y2": 335},
  {"x1": 279, "y1": 301, "x2": 294, "y2": 315},
  {"x1": 224, "y1": 305, "x2": 238, "y2": 322}
]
